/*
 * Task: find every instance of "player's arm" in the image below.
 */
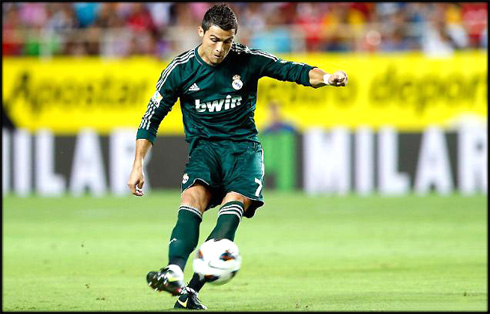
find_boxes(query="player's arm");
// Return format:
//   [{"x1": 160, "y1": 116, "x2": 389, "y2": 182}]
[
  {"x1": 127, "y1": 139, "x2": 152, "y2": 196},
  {"x1": 128, "y1": 89, "x2": 173, "y2": 197},
  {"x1": 252, "y1": 48, "x2": 347, "y2": 88},
  {"x1": 308, "y1": 67, "x2": 348, "y2": 88},
  {"x1": 128, "y1": 59, "x2": 182, "y2": 196}
]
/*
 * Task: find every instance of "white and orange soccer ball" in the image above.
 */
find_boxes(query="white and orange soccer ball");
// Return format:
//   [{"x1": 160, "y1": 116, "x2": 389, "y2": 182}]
[{"x1": 192, "y1": 238, "x2": 242, "y2": 285}]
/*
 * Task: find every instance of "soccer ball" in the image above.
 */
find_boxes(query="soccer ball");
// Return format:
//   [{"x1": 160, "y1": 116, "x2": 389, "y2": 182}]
[{"x1": 193, "y1": 238, "x2": 242, "y2": 285}]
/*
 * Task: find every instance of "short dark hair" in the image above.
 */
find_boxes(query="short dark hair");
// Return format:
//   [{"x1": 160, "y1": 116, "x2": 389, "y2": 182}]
[{"x1": 201, "y1": 3, "x2": 238, "y2": 34}]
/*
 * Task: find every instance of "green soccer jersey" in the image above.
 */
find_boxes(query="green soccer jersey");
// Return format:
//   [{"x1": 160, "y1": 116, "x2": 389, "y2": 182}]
[{"x1": 136, "y1": 43, "x2": 316, "y2": 151}]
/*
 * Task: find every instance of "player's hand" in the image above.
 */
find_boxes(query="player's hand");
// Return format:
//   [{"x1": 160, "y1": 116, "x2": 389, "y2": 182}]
[
  {"x1": 328, "y1": 70, "x2": 348, "y2": 87},
  {"x1": 127, "y1": 165, "x2": 145, "y2": 196}
]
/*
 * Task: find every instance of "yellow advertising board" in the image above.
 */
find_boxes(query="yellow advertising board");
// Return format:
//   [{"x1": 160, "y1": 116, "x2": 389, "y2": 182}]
[{"x1": 2, "y1": 51, "x2": 487, "y2": 134}]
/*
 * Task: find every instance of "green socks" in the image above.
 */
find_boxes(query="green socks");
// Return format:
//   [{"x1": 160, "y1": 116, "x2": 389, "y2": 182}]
[
  {"x1": 168, "y1": 205, "x2": 203, "y2": 271},
  {"x1": 188, "y1": 201, "x2": 244, "y2": 292},
  {"x1": 206, "y1": 201, "x2": 244, "y2": 241}
]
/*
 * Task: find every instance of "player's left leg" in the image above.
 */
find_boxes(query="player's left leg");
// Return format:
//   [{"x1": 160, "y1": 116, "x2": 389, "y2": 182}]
[
  {"x1": 148, "y1": 140, "x2": 220, "y2": 299},
  {"x1": 147, "y1": 183, "x2": 212, "y2": 296}
]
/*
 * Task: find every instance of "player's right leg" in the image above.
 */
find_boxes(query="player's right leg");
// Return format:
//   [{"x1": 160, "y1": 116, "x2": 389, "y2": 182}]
[
  {"x1": 147, "y1": 183, "x2": 211, "y2": 296},
  {"x1": 183, "y1": 140, "x2": 265, "y2": 300}
]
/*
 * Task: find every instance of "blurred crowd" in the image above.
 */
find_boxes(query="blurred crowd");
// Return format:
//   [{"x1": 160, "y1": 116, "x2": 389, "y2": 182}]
[{"x1": 2, "y1": 2, "x2": 488, "y2": 58}]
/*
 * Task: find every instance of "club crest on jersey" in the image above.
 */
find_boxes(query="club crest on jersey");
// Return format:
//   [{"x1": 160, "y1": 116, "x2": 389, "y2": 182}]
[{"x1": 232, "y1": 74, "x2": 243, "y2": 90}]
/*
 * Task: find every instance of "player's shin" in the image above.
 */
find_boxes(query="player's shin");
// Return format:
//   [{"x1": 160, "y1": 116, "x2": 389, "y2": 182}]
[
  {"x1": 206, "y1": 201, "x2": 244, "y2": 242},
  {"x1": 168, "y1": 205, "x2": 203, "y2": 271},
  {"x1": 188, "y1": 201, "x2": 244, "y2": 292}
]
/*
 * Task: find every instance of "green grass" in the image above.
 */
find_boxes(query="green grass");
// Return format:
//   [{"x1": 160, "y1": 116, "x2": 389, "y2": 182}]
[{"x1": 2, "y1": 191, "x2": 487, "y2": 311}]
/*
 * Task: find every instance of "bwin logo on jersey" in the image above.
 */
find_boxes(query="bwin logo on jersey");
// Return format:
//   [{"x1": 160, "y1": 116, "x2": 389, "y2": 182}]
[{"x1": 195, "y1": 95, "x2": 242, "y2": 113}]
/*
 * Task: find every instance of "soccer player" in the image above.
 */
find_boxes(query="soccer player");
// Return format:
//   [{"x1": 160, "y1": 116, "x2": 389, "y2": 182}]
[{"x1": 127, "y1": 3, "x2": 347, "y2": 310}]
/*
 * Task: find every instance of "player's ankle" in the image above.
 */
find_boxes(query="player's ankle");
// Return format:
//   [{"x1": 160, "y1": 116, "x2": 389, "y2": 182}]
[
  {"x1": 187, "y1": 272, "x2": 206, "y2": 292},
  {"x1": 166, "y1": 264, "x2": 183, "y2": 274}
]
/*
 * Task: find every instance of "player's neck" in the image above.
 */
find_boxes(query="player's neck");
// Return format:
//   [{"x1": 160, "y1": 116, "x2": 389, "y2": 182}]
[{"x1": 197, "y1": 45, "x2": 214, "y2": 66}]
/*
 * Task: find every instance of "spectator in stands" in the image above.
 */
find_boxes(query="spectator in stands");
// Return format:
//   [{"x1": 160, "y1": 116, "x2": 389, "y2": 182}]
[
  {"x1": 461, "y1": 2, "x2": 487, "y2": 48},
  {"x1": 380, "y1": 27, "x2": 413, "y2": 51},
  {"x1": 73, "y1": 2, "x2": 99, "y2": 28},
  {"x1": 2, "y1": 4, "x2": 24, "y2": 56},
  {"x1": 1, "y1": 2, "x2": 487, "y2": 58},
  {"x1": 481, "y1": 28, "x2": 487, "y2": 48},
  {"x1": 249, "y1": 9, "x2": 293, "y2": 53},
  {"x1": 294, "y1": 3, "x2": 325, "y2": 51},
  {"x1": 422, "y1": 4, "x2": 462, "y2": 57},
  {"x1": 321, "y1": 3, "x2": 352, "y2": 52},
  {"x1": 262, "y1": 101, "x2": 298, "y2": 135}
]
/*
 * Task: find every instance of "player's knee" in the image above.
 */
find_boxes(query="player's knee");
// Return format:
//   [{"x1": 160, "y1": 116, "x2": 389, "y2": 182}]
[
  {"x1": 181, "y1": 184, "x2": 211, "y2": 213},
  {"x1": 181, "y1": 192, "x2": 204, "y2": 212},
  {"x1": 222, "y1": 192, "x2": 252, "y2": 210}
]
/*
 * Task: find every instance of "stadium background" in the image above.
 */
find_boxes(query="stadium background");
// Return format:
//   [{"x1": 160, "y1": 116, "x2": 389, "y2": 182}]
[
  {"x1": 2, "y1": 2, "x2": 487, "y2": 196},
  {"x1": 2, "y1": 2, "x2": 488, "y2": 311}
]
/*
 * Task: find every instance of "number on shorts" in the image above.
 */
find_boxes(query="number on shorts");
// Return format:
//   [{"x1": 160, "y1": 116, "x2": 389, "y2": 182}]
[{"x1": 254, "y1": 178, "x2": 262, "y2": 197}]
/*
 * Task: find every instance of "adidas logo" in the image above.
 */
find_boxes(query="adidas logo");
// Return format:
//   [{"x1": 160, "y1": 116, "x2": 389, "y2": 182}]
[{"x1": 188, "y1": 83, "x2": 200, "y2": 92}]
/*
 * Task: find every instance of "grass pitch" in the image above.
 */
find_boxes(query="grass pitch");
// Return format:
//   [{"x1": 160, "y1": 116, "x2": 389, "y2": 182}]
[{"x1": 2, "y1": 191, "x2": 487, "y2": 311}]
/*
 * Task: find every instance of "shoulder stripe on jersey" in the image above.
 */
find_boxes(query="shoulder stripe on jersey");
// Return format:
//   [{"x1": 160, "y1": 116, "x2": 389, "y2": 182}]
[
  {"x1": 155, "y1": 51, "x2": 188, "y2": 89},
  {"x1": 156, "y1": 49, "x2": 194, "y2": 90},
  {"x1": 156, "y1": 49, "x2": 195, "y2": 90},
  {"x1": 141, "y1": 50, "x2": 195, "y2": 131},
  {"x1": 232, "y1": 44, "x2": 278, "y2": 62},
  {"x1": 250, "y1": 49, "x2": 278, "y2": 61},
  {"x1": 232, "y1": 44, "x2": 249, "y2": 52},
  {"x1": 156, "y1": 49, "x2": 193, "y2": 88}
]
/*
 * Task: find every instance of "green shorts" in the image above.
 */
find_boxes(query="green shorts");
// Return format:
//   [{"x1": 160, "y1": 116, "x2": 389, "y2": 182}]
[{"x1": 181, "y1": 139, "x2": 265, "y2": 218}]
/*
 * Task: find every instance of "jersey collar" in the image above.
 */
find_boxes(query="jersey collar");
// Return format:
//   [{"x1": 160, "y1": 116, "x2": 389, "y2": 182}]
[{"x1": 195, "y1": 45, "x2": 229, "y2": 69}]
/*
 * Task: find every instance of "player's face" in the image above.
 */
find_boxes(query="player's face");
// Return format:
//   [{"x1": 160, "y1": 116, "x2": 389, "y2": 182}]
[{"x1": 198, "y1": 25, "x2": 235, "y2": 65}]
